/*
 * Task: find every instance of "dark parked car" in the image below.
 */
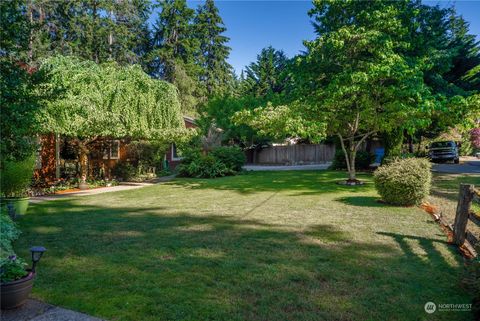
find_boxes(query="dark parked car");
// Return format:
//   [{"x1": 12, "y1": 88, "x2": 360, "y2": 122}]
[{"x1": 427, "y1": 141, "x2": 459, "y2": 164}]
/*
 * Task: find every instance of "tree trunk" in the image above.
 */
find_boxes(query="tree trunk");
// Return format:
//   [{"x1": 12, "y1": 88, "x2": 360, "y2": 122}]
[
  {"x1": 348, "y1": 148, "x2": 357, "y2": 181},
  {"x1": 338, "y1": 134, "x2": 351, "y2": 178},
  {"x1": 408, "y1": 135, "x2": 414, "y2": 153},
  {"x1": 338, "y1": 131, "x2": 374, "y2": 184},
  {"x1": 78, "y1": 142, "x2": 89, "y2": 190}
]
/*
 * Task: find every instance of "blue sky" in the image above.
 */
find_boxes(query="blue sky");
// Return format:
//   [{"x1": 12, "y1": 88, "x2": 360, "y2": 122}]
[{"x1": 150, "y1": 1, "x2": 480, "y2": 75}]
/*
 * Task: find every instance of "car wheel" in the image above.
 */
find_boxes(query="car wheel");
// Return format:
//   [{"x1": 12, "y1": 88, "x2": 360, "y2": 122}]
[{"x1": 454, "y1": 158, "x2": 459, "y2": 164}]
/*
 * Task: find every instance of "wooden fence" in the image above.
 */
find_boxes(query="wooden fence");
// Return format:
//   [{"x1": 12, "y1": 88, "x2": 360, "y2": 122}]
[
  {"x1": 249, "y1": 144, "x2": 335, "y2": 165},
  {"x1": 453, "y1": 184, "x2": 480, "y2": 254}
]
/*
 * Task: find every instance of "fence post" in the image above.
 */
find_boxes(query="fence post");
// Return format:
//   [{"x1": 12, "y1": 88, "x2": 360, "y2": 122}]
[{"x1": 453, "y1": 184, "x2": 475, "y2": 245}]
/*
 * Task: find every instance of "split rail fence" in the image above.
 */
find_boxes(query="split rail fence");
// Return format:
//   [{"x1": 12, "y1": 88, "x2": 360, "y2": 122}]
[{"x1": 453, "y1": 184, "x2": 480, "y2": 255}]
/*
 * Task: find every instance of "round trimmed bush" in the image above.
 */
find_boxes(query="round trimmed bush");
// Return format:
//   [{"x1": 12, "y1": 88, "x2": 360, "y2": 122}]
[{"x1": 374, "y1": 158, "x2": 432, "y2": 206}]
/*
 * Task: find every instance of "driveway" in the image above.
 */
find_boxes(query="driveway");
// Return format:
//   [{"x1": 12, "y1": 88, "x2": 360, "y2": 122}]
[{"x1": 432, "y1": 157, "x2": 480, "y2": 174}]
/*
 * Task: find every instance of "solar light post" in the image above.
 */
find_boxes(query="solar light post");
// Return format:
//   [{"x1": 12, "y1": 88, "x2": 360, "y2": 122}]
[{"x1": 30, "y1": 246, "x2": 46, "y2": 272}]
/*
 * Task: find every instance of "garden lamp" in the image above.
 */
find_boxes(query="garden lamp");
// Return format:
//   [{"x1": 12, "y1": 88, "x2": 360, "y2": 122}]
[{"x1": 30, "y1": 246, "x2": 46, "y2": 272}]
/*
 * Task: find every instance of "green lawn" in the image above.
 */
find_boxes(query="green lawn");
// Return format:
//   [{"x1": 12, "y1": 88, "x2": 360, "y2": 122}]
[
  {"x1": 17, "y1": 171, "x2": 473, "y2": 321},
  {"x1": 429, "y1": 173, "x2": 480, "y2": 239}
]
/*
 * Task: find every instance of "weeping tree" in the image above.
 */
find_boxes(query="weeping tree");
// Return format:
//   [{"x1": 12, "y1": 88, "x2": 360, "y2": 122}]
[{"x1": 38, "y1": 55, "x2": 188, "y2": 187}]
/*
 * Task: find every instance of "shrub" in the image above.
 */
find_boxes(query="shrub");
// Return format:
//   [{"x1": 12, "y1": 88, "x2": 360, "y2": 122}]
[
  {"x1": 210, "y1": 146, "x2": 246, "y2": 172},
  {"x1": 112, "y1": 161, "x2": 136, "y2": 181},
  {"x1": 330, "y1": 150, "x2": 374, "y2": 170},
  {"x1": 177, "y1": 153, "x2": 234, "y2": 178},
  {"x1": 0, "y1": 255, "x2": 28, "y2": 283},
  {"x1": 374, "y1": 158, "x2": 431, "y2": 206},
  {"x1": 0, "y1": 156, "x2": 35, "y2": 197},
  {"x1": 0, "y1": 213, "x2": 20, "y2": 255},
  {"x1": 0, "y1": 213, "x2": 28, "y2": 283}
]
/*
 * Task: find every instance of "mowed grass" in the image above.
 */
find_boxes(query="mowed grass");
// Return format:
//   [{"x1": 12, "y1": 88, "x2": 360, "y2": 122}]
[
  {"x1": 16, "y1": 171, "x2": 474, "y2": 321},
  {"x1": 429, "y1": 173, "x2": 480, "y2": 237}
]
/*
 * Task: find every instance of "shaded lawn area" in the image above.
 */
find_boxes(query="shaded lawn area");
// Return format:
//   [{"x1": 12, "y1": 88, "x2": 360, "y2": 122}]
[{"x1": 16, "y1": 171, "x2": 474, "y2": 321}]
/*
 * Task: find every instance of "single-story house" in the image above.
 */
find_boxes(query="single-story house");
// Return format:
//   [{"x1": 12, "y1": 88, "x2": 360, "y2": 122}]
[{"x1": 34, "y1": 116, "x2": 197, "y2": 184}]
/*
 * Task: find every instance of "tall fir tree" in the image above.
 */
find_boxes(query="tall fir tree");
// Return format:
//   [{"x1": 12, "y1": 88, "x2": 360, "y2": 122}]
[
  {"x1": 241, "y1": 46, "x2": 288, "y2": 97},
  {"x1": 149, "y1": 0, "x2": 202, "y2": 114},
  {"x1": 194, "y1": 0, "x2": 233, "y2": 96}
]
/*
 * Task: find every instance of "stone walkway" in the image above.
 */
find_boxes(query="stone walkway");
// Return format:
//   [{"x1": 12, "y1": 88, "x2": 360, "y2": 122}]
[
  {"x1": 1, "y1": 299, "x2": 103, "y2": 321},
  {"x1": 30, "y1": 175, "x2": 176, "y2": 203}
]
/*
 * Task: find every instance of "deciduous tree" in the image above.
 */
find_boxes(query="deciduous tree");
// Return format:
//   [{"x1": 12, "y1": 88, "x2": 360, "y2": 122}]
[{"x1": 39, "y1": 55, "x2": 187, "y2": 186}]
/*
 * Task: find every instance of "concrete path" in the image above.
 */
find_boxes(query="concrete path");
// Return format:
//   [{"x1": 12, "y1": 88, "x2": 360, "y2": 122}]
[
  {"x1": 432, "y1": 157, "x2": 480, "y2": 174},
  {"x1": 1, "y1": 299, "x2": 104, "y2": 321},
  {"x1": 30, "y1": 175, "x2": 176, "y2": 203},
  {"x1": 243, "y1": 163, "x2": 331, "y2": 171}
]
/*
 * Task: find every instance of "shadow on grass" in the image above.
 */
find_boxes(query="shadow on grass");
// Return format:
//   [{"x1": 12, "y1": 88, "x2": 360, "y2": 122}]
[
  {"x1": 13, "y1": 198, "x2": 472, "y2": 321},
  {"x1": 335, "y1": 196, "x2": 384, "y2": 207},
  {"x1": 165, "y1": 170, "x2": 374, "y2": 196}
]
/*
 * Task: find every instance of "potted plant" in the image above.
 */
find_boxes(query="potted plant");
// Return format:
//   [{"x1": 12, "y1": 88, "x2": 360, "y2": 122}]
[
  {"x1": 0, "y1": 213, "x2": 46, "y2": 309},
  {"x1": 0, "y1": 156, "x2": 35, "y2": 216}
]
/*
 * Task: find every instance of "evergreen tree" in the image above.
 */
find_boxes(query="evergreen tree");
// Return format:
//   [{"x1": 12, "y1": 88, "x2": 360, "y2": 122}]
[
  {"x1": 241, "y1": 46, "x2": 289, "y2": 97},
  {"x1": 149, "y1": 0, "x2": 201, "y2": 114},
  {"x1": 194, "y1": 0, "x2": 233, "y2": 96},
  {"x1": 445, "y1": 12, "x2": 480, "y2": 91},
  {"x1": 0, "y1": 0, "x2": 42, "y2": 162},
  {"x1": 0, "y1": 0, "x2": 30, "y2": 61}
]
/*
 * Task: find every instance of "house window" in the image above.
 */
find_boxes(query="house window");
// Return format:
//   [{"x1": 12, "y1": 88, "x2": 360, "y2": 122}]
[
  {"x1": 171, "y1": 143, "x2": 183, "y2": 161},
  {"x1": 103, "y1": 140, "x2": 120, "y2": 160}
]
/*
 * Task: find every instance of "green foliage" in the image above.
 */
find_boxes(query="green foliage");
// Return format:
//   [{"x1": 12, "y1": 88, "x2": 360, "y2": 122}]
[
  {"x1": 330, "y1": 150, "x2": 374, "y2": 171},
  {"x1": 460, "y1": 137, "x2": 473, "y2": 156},
  {"x1": 149, "y1": 0, "x2": 234, "y2": 113},
  {"x1": 200, "y1": 94, "x2": 279, "y2": 146},
  {"x1": 0, "y1": 60, "x2": 42, "y2": 163},
  {"x1": 0, "y1": 213, "x2": 27, "y2": 283},
  {"x1": 194, "y1": 0, "x2": 234, "y2": 96},
  {"x1": 210, "y1": 146, "x2": 246, "y2": 172},
  {"x1": 149, "y1": 0, "x2": 203, "y2": 114},
  {"x1": 374, "y1": 158, "x2": 432, "y2": 206},
  {"x1": 0, "y1": 213, "x2": 20, "y2": 256},
  {"x1": 177, "y1": 150, "x2": 234, "y2": 178},
  {"x1": 0, "y1": 0, "x2": 30, "y2": 61},
  {"x1": 39, "y1": 55, "x2": 185, "y2": 140},
  {"x1": 241, "y1": 46, "x2": 289, "y2": 97},
  {"x1": 126, "y1": 141, "x2": 169, "y2": 172},
  {"x1": 382, "y1": 129, "x2": 404, "y2": 161},
  {"x1": 177, "y1": 146, "x2": 244, "y2": 178},
  {"x1": 236, "y1": 0, "x2": 480, "y2": 181},
  {"x1": 0, "y1": 256, "x2": 28, "y2": 283},
  {"x1": 24, "y1": 0, "x2": 151, "y2": 66},
  {"x1": 112, "y1": 161, "x2": 136, "y2": 181},
  {"x1": 0, "y1": 156, "x2": 35, "y2": 198}
]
